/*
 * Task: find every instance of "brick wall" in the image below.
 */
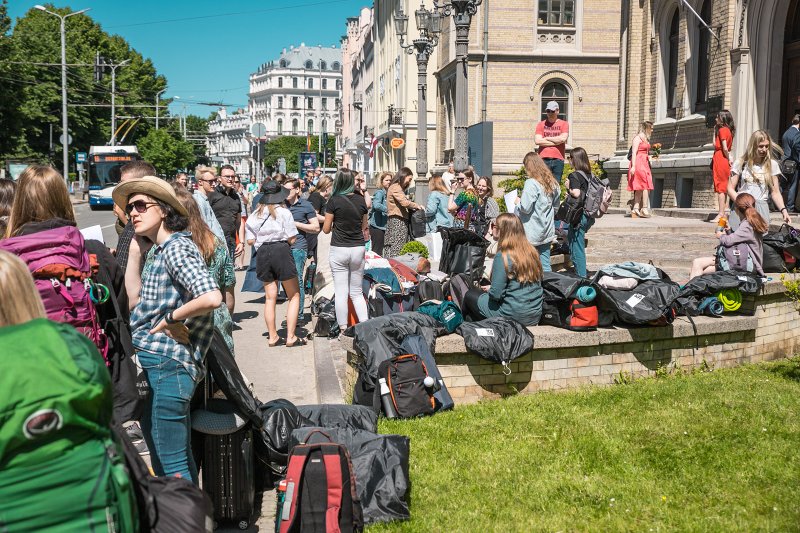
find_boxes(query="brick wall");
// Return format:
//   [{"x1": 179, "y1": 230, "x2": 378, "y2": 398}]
[{"x1": 343, "y1": 280, "x2": 799, "y2": 404}]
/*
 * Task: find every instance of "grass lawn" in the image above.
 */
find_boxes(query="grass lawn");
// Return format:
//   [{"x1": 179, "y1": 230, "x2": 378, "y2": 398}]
[{"x1": 370, "y1": 358, "x2": 800, "y2": 532}]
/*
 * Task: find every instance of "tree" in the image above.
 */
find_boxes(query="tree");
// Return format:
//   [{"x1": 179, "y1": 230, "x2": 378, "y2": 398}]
[
  {"x1": 137, "y1": 129, "x2": 195, "y2": 176},
  {"x1": 263, "y1": 135, "x2": 336, "y2": 174}
]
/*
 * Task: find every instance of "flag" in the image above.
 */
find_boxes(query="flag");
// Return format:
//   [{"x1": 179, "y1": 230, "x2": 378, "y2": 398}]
[{"x1": 369, "y1": 134, "x2": 379, "y2": 159}]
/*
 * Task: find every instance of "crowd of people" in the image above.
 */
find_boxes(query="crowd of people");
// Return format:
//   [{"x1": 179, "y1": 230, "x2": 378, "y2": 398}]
[{"x1": 0, "y1": 97, "x2": 798, "y2": 529}]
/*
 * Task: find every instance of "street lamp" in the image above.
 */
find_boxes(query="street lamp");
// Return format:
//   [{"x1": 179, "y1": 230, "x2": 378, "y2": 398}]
[
  {"x1": 431, "y1": 0, "x2": 482, "y2": 172},
  {"x1": 395, "y1": 1, "x2": 441, "y2": 177},
  {"x1": 34, "y1": 5, "x2": 90, "y2": 184},
  {"x1": 155, "y1": 89, "x2": 167, "y2": 130},
  {"x1": 107, "y1": 58, "x2": 131, "y2": 145}
]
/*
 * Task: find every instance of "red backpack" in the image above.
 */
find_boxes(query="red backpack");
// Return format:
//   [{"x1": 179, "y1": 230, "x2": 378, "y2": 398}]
[{"x1": 0, "y1": 225, "x2": 108, "y2": 361}]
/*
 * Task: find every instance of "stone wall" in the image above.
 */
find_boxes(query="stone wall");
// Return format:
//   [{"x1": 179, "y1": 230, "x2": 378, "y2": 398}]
[{"x1": 342, "y1": 280, "x2": 798, "y2": 404}]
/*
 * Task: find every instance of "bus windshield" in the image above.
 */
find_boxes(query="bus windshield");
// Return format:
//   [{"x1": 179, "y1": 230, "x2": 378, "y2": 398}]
[{"x1": 89, "y1": 154, "x2": 137, "y2": 189}]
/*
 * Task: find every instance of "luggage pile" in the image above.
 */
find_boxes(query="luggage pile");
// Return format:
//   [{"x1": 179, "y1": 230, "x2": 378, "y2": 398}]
[{"x1": 763, "y1": 223, "x2": 800, "y2": 272}]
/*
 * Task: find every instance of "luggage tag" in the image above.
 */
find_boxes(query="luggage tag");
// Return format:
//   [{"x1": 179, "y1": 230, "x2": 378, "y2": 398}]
[
  {"x1": 476, "y1": 328, "x2": 495, "y2": 337},
  {"x1": 625, "y1": 293, "x2": 645, "y2": 308},
  {"x1": 282, "y1": 482, "x2": 295, "y2": 521}
]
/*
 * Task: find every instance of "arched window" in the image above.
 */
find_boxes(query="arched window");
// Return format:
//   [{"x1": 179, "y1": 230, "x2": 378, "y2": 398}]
[
  {"x1": 322, "y1": 79, "x2": 328, "y2": 90},
  {"x1": 292, "y1": 119, "x2": 298, "y2": 135},
  {"x1": 540, "y1": 81, "x2": 569, "y2": 121},
  {"x1": 308, "y1": 78, "x2": 314, "y2": 89},
  {"x1": 293, "y1": 77, "x2": 298, "y2": 89},
  {"x1": 538, "y1": 0, "x2": 575, "y2": 26},
  {"x1": 278, "y1": 77, "x2": 283, "y2": 88},
  {"x1": 305, "y1": 60, "x2": 313, "y2": 69},
  {"x1": 308, "y1": 119, "x2": 314, "y2": 134},
  {"x1": 320, "y1": 61, "x2": 327, "y2": 70},
  {"x1": 332, "y1": 61, "x2": 340, "y2": 71},
  {"x1": 666, "y1": 8, "x2": 680, "y2": 118},
  {"x1": 277, "y1": 118, "x2": 283, "y2": 135},
  {"x1": 694, "y1": 0, "x2": 711, "y2": 111}
]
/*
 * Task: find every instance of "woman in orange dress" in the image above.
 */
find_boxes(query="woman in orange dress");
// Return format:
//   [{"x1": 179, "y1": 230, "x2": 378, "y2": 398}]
[
  {"x1": 627, "y1": 121, "x2": 654, "y2": 218},
  {"x1": 711, "y1": 110, "x2": 735, "y2": 223}
]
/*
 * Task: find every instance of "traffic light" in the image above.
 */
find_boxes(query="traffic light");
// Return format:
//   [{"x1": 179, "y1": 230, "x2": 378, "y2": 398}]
[{"x1": 94, "y1": 54, "x2": 106, "y2": 83}]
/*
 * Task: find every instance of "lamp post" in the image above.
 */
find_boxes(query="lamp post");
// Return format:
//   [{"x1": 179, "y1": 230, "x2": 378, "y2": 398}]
[
  {"x1": 395, "y1": 2, "x2": 441, "y2": 177},
  {"x1": 432, "y1": 0, "x2": 482, "y2": 172},
  {"x1": 107, "y1": 59, "x2": 131, "y2": 145},
  {"x1": 155, "y1": 88, "x2": 167, "y2": 130},
  {"x1": 34, "y1": 5, "x2": 90, "y2": 183}
]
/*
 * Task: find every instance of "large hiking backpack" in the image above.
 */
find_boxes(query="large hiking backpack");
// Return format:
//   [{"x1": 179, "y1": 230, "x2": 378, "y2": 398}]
[
  {"x1": 715, "y1": 242, "x2": 755, "y2": 273},
  {"x1": 377, "y1": 354, "x2": 436, "y2": 418},
  {"x1": 583, "y1": 171, "x2": 613, "y2": 219},
  {"x1": 0, "y1": 225, "x2": 108, "y2": 359},
  {"x1": 278, "y1": 431, "x2": 364, "y2": 533}
]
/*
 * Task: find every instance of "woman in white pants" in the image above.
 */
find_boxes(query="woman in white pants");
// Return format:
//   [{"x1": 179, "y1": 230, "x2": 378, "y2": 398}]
[{"x1": 322, "y1": 168, "x2": 370, "y2": 332}]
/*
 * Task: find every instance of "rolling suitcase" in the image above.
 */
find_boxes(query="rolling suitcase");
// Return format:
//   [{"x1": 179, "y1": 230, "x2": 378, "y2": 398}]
[{"x1": 193, "y1": 399, "x2": 257, "y2": 530}]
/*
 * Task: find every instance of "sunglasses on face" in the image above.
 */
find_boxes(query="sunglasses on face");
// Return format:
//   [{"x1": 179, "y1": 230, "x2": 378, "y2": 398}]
[{"x1": 125, "y1": 200, "x2": 159, "y2": 215}]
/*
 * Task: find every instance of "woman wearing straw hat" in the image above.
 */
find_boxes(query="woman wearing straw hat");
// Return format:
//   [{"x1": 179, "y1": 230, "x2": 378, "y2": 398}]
[
  {"x1": 245, "y1": 180, "x2": 305, "y2": 347},
  {"x1": 115, "y1": 176, "x2": 222, "y2": 484}
]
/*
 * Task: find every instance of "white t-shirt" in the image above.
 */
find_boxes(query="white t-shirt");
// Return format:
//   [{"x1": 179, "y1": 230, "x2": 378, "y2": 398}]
[
  {"x1": 731, "y1": 158, "x2": 780, "y2": 202},
  {"x1": 245, "y1": 205, "x2": 298, "y2": 249}
]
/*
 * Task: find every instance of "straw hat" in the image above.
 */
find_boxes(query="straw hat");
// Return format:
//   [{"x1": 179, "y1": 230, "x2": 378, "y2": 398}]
[{"x1": 112, "y1": 176, "x2": 188, "y2": 217}]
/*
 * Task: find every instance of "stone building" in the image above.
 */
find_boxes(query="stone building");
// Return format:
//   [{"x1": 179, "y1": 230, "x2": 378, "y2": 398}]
[
  {"x1": 207, "y1": 108, "x2": 251, "y2": 177},
  {"x1": 434, "y1": 0, "x2": 622, "y2": 175},
  {"x1": 604, "y1": 0, "x2": 800, "y2": 209},
  {"x1": 340, "y1": 8, "x2": 375, "y2": 173}
]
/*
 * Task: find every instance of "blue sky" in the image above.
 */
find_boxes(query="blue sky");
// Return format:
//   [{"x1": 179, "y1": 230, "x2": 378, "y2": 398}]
[{"x1": 8, "y1": 0, "x2": 369, "y2": 117}]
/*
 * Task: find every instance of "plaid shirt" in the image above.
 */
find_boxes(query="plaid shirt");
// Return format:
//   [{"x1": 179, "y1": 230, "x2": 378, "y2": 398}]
[{"x1": 130, "y1": 232, "x2": 219, "y2": 380}]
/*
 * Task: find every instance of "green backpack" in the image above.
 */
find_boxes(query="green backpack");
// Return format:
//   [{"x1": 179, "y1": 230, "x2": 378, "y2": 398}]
[{"x1": 0, "y1": 319, "x2": 137, "y2": 532}]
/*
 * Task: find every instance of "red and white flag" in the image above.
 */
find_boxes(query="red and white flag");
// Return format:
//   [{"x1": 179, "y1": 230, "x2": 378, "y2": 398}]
[{"x1": 368, "y1": 134, "x2": 379, "y2": 159}]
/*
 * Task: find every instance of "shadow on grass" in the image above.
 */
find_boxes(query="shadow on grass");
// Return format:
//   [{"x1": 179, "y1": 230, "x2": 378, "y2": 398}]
[{"x1": 766, "y1": 358, "x2": 800, "y2": 382}]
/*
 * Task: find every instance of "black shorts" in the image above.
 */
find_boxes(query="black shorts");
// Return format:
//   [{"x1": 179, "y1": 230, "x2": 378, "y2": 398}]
[{"x1": 256, "y1": 241, "x2": 297, "y2": 283}]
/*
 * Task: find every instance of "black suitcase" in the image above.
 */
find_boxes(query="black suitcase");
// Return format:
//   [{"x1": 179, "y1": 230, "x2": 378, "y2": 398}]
[{"x1": 202, "y1": 424, "x2": 256, "y2": 530}]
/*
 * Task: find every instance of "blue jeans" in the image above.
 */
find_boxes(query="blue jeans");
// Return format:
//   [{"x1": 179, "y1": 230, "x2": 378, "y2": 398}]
[
  {"x1": 783, "y1": 169, "x2": 798, "y2": 211},
  {"x1": 543, "y1": 157, "x2": 564, "y2": 184},
  {"x1": 568, "y1": 214, "x2": 595, "y2": 277},
  {"x1": 138, "y1": 351, "x2": 199, "y2": 484},
  {"x1": 292, "y1": 247, "x2": 308, "y2": 319},
  {"x1": 536, "y1": 243, "x2": 552, "y2": 272}
]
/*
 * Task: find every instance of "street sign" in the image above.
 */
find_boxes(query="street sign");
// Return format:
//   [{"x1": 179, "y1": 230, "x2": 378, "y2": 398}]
[
  {"x1": 210, "y1": 156, "x2": 225, "y2": 163},
  {"x1": 59, "y1": 133, "x2": 73, "y2": 145},
  {"x1": 75, "y1": 151, "x2": 87, "y2": 164},
  {"x1": 390, "y1": 138, "x2": 405, "y2": 150},
  {"x1": 251, "y1": 122, "x2": 267, "y2": 137}
]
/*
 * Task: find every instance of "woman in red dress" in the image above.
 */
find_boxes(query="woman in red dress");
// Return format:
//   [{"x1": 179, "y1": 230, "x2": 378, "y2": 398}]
[
  {"x1": 628, "y1": 121, "x2": 654, "y2": 218},
  {"x1": 711, "y1": 110, "x2": 735, "y2": 223}
]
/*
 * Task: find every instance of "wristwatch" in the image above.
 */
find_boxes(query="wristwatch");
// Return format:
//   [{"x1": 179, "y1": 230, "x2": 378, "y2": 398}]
[{"x1": 165, "y1": 311, "x2": 179, "y2": 325}]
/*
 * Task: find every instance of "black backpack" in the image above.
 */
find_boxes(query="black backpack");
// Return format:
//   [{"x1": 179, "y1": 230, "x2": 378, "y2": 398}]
[
  {"x1": 414, "y1": 276, "x2": 444, "y2": 308},
  {"x1": 377, "y1": 354, "x2": 436, "y2": 418},
  {"x1": 278, "y1": 431, "x2": 363, "y2": 533}
]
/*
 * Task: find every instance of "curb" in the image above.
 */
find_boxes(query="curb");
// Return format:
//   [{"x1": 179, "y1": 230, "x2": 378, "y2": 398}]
[{"x1": 312, "y1": 332, "x2": 346, "y2": 404}]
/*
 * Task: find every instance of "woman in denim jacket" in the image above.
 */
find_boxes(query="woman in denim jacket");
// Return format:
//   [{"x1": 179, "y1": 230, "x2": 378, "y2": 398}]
[
  {"x1": 425, "y1": 175, "x2": 454, "y2": 233},
  {"x1": 368, "y1": 171, "x2": 392, "y2": 255}
]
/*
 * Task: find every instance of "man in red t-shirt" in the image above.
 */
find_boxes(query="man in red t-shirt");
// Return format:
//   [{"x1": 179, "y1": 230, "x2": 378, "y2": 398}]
[{"x1": 534, "y1": 101, "x2": 570, "y2": 183}]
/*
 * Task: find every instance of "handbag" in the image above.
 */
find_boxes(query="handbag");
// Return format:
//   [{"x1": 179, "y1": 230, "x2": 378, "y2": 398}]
[
  {"x1": 556, "y1": 194, "x2": 584, "y2": 226},
  {"x1": 780, "y1": 158, "x2": 798, "y2": 176},
  {"x1": 438, "y1": 227, "x2": 489, "y2": 283},
  {"x1": 410, "y1": 208, "x2": 427, "y2": 238}
]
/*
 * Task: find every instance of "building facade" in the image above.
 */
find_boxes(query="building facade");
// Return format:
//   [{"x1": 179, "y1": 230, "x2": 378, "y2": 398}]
[
  {"x1": 340, "y1": 8, "x2": 375, "y2": 174},
  {"x1": 248, "y1": 43, "x2": 342, "y2": 148},
  {"x1": 605, "y1": 0, "x2": 800, "y2": 209},
  {"x1": 434, "y1": 0, "x2": 621, "y2": 176},
  {"x1": 207, "y1": 108, "x2": 251, "y2": 176}
]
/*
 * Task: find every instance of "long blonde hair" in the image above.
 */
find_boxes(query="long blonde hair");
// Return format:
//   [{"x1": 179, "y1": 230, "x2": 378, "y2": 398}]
[
  {"x1": 739, "y1": 129, "x2": 780, "y2": 190},
  {"x1": 6, "y1": 165, "x2": 75, "y2": 237},
  {"x1": 0, "y1": 250, "x2": 46, "y2": 327},
  {"x1": 494, "y1": 213, "x2": 543, "y2": 284},
  {"x1": 523, "y1": 152, "x2": 558, "y2": 195}
]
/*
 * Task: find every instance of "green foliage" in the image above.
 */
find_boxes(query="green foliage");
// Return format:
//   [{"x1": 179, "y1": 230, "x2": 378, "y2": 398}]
[
  {"x1": 0, "y1": 4, "x2": 167, "y2": 165},
  {"x1": 372, "y1": 357, "x2": 800, "y2": 532},
  {"x1": 262, "y1": 135, "x2": 336, "y2": 174},
  {"x1": 137, "y1": 129, "x2": 195, "y2": 175},
  {"x1": 780, "y1": 272, "x2": 800, "y2": 312},
  {"x1": 399, "y1": 241, "x2": 429, "y2": 259}
]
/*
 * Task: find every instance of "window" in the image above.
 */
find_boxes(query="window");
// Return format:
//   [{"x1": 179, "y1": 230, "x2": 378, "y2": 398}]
[
  {"x1": 292, "y1": 119, "x2": 298, "y2": 135},
  {"x1": 280, "y1": 59, "x2": 287, "y2": 68},
  {"x1": 322, "y1": 97, "x2": 328, "y2": 110},
  {"x1": 305, "y1": 60, "x2": 313, "y2": 69},
  {"x1": 277, "y1": 118, "x2": 283, "y2": 135},
  {"x1": 322, "y1": 79, "x2": 328, "y2": 90},
  {"x1": 538, "y1": 0, "x2": 575, "y2": 27},
  {"x1": 335, "y1": 98, "x2": 340, "y2": 109},
  {"x1": 307, "y1": 97, "x2": 314, "y2": 109},
  {"x1": 308, "y1": 119, "x2": 314, "y2": 134},
  {"x1": 336, "y1": 79, "x2": 342, "y2": 91},
  {"x1": 292, "y1": 97, "x2": 299, "y2": 109},
  {"x1": 332, "y1": 61, "x2": 340, "y2": 71},
  {"x1": 320, "y1": 61, "x2": 327, "y2": 70},
  {"x1": 322, "y1": 119, "x2": 328, "y2": 132},
  {"x1": 540, "y1": 81, "x2": 569, "y2": 120},
  {"x1": 278, "y1": 77, "x2": 283, "y2": 88},
  {"x1": 277, "y1": 96, "x2": 283, "y2": 109},
  {"x1": 308, "y1": 78, "x2": 314, "y2": 89},
  {"x1": 694, "y1": 0, "x2": 711, "y2": 111},
  {"x1": 666, "y1": 8, "x2": 680, "y2": 118},
  {"x1": 293, "y1": 77, "x2": 298, "y2": 89}
]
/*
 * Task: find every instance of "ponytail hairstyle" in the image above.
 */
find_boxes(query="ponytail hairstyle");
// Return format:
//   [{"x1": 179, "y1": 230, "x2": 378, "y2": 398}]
[
  {"x1": 733, "y1": 192, "x2": 768, "y2": 235},
  {"x1": 523, "y1": 151, "x2": 558, "y2": 195},
  {"x1": 494, "y1": 212, "x2": 543, "y2": 284}
]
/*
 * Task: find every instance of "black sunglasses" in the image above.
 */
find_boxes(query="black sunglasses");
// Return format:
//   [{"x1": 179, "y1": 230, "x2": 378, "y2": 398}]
[{"x1": 125, "y1": 200, "x2": 159, "y2": 215}]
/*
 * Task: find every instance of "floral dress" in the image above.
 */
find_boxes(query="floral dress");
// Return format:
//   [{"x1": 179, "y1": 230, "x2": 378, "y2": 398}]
[{"x1": 452, "y1": 190, "x2": 479, "y2": 229}]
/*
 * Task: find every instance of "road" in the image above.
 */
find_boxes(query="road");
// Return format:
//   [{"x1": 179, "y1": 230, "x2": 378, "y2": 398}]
[{"x1": 74, "y1": 203, "x2": 120, "y2": 249}]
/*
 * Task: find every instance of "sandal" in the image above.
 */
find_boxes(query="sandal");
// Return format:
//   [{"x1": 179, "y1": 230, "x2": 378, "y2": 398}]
[
  {"x1": 640, "y1": 208, "x2": 652, "y2": 218},
  {"x1": 286, "y1": 337, "x2": 308, "y2": 348},
  {"x1": 268, "y1": 337, "x2": 285, "y2": 347},
  {"x1": 630, "y1": 208, "x2": 641, "y2": 218}
]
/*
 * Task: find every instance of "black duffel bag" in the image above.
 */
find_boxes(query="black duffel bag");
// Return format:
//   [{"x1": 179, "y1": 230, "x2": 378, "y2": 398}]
[
  {"x1": 438, "y1": 226, "x2": 489, "y2": 282},
  {"x1": 555, "y1": 194, "x2": 584, "y2": 226}
]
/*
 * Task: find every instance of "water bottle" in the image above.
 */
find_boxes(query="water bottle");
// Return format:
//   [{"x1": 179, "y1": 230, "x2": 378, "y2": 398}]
[
  {"x1": 717, "y1": 216, "x2": 728, "y2": 233},
  {"x1": 379, "y1": 378, "x2": 398, "y2": 418},
  {"x1": 275, "y1": 479, "x2": 287, "y2": 532}
]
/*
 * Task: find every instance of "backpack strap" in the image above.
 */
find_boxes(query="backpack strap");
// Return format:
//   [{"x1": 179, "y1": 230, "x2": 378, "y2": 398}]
[
  {"x1": 280, "y1": 446, "x2": 312, "y2": 532},
  {"x1": 322, "y1": 447, "x2": 344, "y2": 531}
]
